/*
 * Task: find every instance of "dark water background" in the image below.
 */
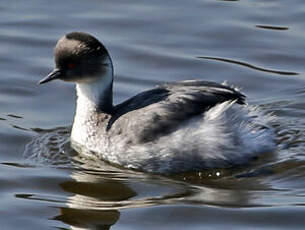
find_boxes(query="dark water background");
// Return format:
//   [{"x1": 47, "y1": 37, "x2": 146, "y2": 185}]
[{"x1": 1, "y1": 0, "x2": 305, "y2": 229}]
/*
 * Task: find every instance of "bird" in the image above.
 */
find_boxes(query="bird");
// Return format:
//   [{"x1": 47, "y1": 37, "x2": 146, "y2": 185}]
[{"x1": 39, "y1": 31, "x2": 275, "y2": 174}]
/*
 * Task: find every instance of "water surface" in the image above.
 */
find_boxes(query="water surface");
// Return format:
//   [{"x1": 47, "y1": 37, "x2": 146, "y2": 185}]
[{"x1": 1, "y1": 0, "x2": 305, "y2": 229}]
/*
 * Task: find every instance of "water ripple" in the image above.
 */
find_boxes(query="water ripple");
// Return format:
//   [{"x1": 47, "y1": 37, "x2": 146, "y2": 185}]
[
  {"x1": 256, "y1": 25, "x2": 289, "y2": 31},
  {"x1": 198, "y1": 56, "x2": 298, "y2": 76}
]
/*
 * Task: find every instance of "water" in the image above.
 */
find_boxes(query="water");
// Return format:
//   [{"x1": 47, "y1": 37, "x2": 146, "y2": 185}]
[{"x1": 1, "y1": 0, "x2": 305, "y2": 229}]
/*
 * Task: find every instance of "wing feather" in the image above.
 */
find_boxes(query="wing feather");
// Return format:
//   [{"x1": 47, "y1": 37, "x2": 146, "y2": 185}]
[{"x1": 109, "y1": 80, "x2": 245, "y2": 143}]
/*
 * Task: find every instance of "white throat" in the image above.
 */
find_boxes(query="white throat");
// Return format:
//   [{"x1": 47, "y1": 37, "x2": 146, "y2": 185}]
[
  {"x1": 71, "y1": 58, "x2": 113, "y2": 146},
  {"x1": 75, "y1": 57, "x2": 113, "y2": 113}
]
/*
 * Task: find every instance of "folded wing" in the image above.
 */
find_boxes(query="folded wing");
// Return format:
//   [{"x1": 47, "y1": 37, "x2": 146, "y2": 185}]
[{"x1": 110, "y1": 80, "x2": 245, "y2": 143}]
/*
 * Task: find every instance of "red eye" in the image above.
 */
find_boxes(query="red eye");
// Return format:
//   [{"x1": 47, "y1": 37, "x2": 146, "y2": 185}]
[{"x1": 68, "y1": 63, "x2": 76, "y2": 69}]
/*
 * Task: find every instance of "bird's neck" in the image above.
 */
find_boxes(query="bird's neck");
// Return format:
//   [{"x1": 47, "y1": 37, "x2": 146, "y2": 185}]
[
  {"x1": 75, "y1": 77, "x2": 113, "y2": 115},
  {"x1": 71, "y1": 57, "x2": 114, "y2": 149},
  {"x1": 75, "y1": 62, "x2": 114, "y2": 115}
]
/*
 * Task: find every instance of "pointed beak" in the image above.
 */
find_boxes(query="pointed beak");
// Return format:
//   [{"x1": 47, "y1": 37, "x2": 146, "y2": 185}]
[{"x1": 38, "y1": 69, "x2": 62, "y2": 85}]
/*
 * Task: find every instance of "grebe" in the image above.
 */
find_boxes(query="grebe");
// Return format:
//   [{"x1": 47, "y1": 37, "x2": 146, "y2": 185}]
[{"x1": 39, "y1": 32, "x2": 275, "y2": 174}]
